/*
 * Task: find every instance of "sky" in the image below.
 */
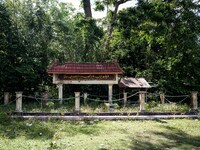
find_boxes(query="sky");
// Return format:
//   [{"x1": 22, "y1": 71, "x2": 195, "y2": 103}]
[{"x1": 60, "y1": 0, "x2": 137, "y2": 19}]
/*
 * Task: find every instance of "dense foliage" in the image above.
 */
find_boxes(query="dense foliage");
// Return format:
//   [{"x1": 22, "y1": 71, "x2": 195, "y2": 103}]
[
  {"x1": 110, "y1": 0, "x2": 200, "y2": 93},
  {"x1": 0, "y1": 0, "x2": 199, "y2": 95}
]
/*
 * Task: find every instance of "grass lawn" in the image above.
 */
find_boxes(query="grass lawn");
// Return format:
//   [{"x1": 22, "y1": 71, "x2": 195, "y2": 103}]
[
  {"x1": 0, "y1": 100, "x2": 199, "y2": 150},
  {"x1": 0, "y1": 114, "x2": 200, "y2": 150}
]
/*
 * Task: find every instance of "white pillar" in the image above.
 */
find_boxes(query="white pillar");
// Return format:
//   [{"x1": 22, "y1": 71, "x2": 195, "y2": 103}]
[
  {"x1": 75, "y1": 92, "x2": 80, "y2": 112},
  {"x1": 16, "y1": 92, "x2": 23, "y2": 112},
  {"x1": 58, "y1": 84, "x2": 63, "y2": 104},
  {"x1": 123, "y1": 92, "x2": 127, "y2": 106},
  {"x1": 108, "y1": 84, "x2": 114, "y2": 112},
  {"x1": 108, "y1": 84, "x2": 113, "y2": 104},
  {"x1": 83, "y1": 93, "x2": 88, "y2": 105},
  {"x1": 191, "y1": 91, "x2": 198, "y2": 111},
  {"x1": 4, "y1": 92, "x2": 9, "y2": 105},
  {"x1": 139, "y1": 91, "x2": 146, "y2": 112}
]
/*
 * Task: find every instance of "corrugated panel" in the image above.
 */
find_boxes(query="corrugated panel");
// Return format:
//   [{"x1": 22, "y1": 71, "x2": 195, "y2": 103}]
[
  {"x1": 119, "y1": 78, "x2": 151, "y2": 88},
  {"x1": 48, "y1": 62, "x2": 124, "y2": 74}
]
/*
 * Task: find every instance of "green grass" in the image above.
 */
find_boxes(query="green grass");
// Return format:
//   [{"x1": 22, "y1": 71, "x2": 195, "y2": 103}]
[
  {"x1": 0, "y1": 101, "x2": 200, "y2": 149},
  {"x1": 0, "y1": 114, "x2": 200, "y2": 150}
]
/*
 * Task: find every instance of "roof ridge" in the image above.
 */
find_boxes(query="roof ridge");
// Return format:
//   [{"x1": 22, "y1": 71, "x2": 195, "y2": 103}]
[{"x1": 48, "y1": 62, "x2": 124, "y2": 74}]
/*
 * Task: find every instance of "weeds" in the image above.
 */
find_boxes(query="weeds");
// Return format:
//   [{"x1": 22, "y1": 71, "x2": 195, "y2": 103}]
[{"x1": 0, "y1": 99, "x2": 195, "y2": 114}]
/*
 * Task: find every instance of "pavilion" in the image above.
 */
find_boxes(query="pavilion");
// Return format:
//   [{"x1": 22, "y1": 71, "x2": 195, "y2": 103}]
[{"x1": 47, "y1": 62, "x2": 124, "y2": 105}]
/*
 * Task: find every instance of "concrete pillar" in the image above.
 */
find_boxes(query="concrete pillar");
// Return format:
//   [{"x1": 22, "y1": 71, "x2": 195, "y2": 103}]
[
  {"x1": 160, "y1": 93, "x2": 165, "y2": 104},
  {"x1": 83, "y1": 93, "x2": 88, "y2": 105},
  {"x1": 108, "y1": 84, "x2": 114, "y2": 112},
  {"x1": 4, "y1": 92, "x2": 9, "y2": 105},
  {"x1": 108, "y1": 84, "x2": 113, "y2": 104},
  {"x1": 191, "y1": 91, "x2": 198, "y2": 111},
  {"x1": 16, "y1": 92, "x2": 23, "y2": 112},
  {"x1": 58, "y1": 83, "x2": 63, "y2": 104},
  {"x1": 139, "y1": 91, "x2": 146, "y2": 112},
  {"x1": 75, "y1": 92, "x2": 80, "y2": 112},
  {"x1": 123, "y1": 92, "x2": 127, "y2": 106}
]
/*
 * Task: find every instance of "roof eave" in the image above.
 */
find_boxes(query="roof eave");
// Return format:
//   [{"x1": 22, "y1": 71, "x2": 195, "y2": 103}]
[{"x1": 47, "y1": 72, "x2": 124, "y2": 75}]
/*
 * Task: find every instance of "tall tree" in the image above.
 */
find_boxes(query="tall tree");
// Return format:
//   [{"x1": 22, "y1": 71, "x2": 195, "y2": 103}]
[
  {"x1": 0, "y1": 0, "x2": 54, "y2": 93},
  {"x1": 94, "y1": 0, "x2": 134, "y2": 57},
  {"x1": 80, "y1": 0, "x2": 103, "y2": 61},
  {"x1": 110, "y1": 0, "x2": 200, "y2": 93},
  {"x1": 104, "y1": 0, "x2": 131, "y2": 52},
  {"x1": 82, "y1": 0, "x2": 92, "y2": 18}
]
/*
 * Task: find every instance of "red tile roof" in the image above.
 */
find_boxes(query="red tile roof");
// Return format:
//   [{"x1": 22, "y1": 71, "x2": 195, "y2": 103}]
[{"x1": 48, "y1": 62, "x2": 124, "y2": 74}]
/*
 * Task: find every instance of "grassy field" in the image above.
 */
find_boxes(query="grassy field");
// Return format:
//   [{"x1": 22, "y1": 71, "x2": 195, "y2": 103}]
[
  {"x1": 0, "y1": 100, "x2": 199, "y2": 150},
  {"x1": 0, "y1": 114, "x2": 200, "y2": 150}
]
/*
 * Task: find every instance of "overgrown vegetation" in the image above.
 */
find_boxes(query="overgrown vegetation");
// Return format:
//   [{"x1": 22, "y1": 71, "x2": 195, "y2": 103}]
[{"x1": 0, "y1": 98, "x2": 194, "y2": 114}]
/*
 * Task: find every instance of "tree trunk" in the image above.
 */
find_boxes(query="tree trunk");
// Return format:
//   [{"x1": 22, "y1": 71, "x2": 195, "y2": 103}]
[
  {"x1": 104, "y1": 0, "x2": 130, "y2": 52},
  {"x1": 83, "y1": 0, "x2": 92, "y2": 18},
  {"x1": 82, "y1": 0, "x2": 93, "y2": 61}
]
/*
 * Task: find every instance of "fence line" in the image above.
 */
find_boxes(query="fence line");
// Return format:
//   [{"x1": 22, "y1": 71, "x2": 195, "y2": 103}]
[
  {"x1": 0, "y1": 96, "x2": 22, "y2": 106},
  {"x1": 147, "y1": 92, "x2": 160, "y2": 97},
  {"x1": 164, "y1": 95, "x2": 189, "y2": 104},
  {"x1": 165, "y1": 95, "x2": 189, "y2": 98},
  {"x1": 0, "y1": 92, "x2": 195, "y2": 111},
  {"x1": 22, "y1": 95, "x2": 82, "y2": 102},
  {"x1": 88, "y1": 92, "x2": 122, "y2": 98},
  {"x1": 86, "y1": 97, "x2": 109, "y2": 102},
  {"x1": 86, "y1": 92, "x2": 139, "y2": 103},
  {"x1": 86, "y1": 96, "x2": 123, "y2": 102}
]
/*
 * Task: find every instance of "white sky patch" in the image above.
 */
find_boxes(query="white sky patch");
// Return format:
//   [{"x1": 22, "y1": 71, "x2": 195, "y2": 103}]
[
  {"x1": 118, "y1": 1, "x2": 137, "y2": 11},
  {"x1": 59, "y1": 0, "x2": 136, "y2": 19},
  {"x1": 60, "y1": 0, "x2": 82, "y2": 11}
]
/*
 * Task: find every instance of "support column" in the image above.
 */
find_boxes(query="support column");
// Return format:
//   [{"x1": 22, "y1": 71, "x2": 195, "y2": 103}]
[
  {"x1": 191, "y1": 91, "x2": 198, "y2": 111},
  {"x1": 58, "y1": 84, "x2": 63, "y2": 104},
  {"x1": 160, "y1": 92, "x2": 165, "y2": 104},
  {"x1": 15, "y1": 92, "x2": 23, "y2": 112},
  {"x1": 123, "y1": 92, "x2": 127, "y2": 106},
  {"x1": 4, "y1": 92, "x2": 9, "y2": 105},
  {"x1": 75, "y1": 92, "x2": 80, "y2": 113},
  {"x1": 108, "y1": 84, "x2": 113, "y2": 104},
  {"x1": 83, "y1": 93, "x2": 88, "y2": 105},
  {"x1": 139, "y1": 91, "x2": 146, "y2": 112},
  {"x1": 108, "y1": 84, "x2": 114, "y2": 112}
]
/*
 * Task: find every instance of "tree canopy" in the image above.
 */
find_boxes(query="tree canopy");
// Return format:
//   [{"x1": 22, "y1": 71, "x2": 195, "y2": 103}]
[
  {"x1": 110, "y1": 0, "x2": 200, "y2": 93},
  {"x1": 0, "y1": 0, "x2": 200, "y2": 94}
]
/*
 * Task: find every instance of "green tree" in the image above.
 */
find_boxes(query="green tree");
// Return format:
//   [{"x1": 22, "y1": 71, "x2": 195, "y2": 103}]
[
  {"x1": 94, "y1": 0, "x2": 134, "y2": 54},
  {"x1": 110, "y1": 0, "x2": 200, "y2": 93},
  {"x1": 0, "y1": 0, "x2": 53, "y2": 93},
  {"x1": 49, "y1": 1, "x2": 103, "y2": 62}
]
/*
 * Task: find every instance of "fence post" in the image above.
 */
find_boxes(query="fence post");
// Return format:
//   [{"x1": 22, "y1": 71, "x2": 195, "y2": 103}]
[
  {"x1": 83, "y1": 93, "x2": 88, "y2": 105},
  {"x1": 108, "y1": 84, "x2": 114, "y2": 112},
  {"x1": 4, "y1": 92, "x2": 9, "y2": 105},
  {"x1": 191, "y1": 91, "x2": 198, "y2": 111},
  {"x1": 75, "y1": 92, "x2": 80, "y2": 113},
  {"x1": 139, "y1": 91, "x2": 146, "y2": 112},
  {"x1": 160, "y1": 92, "x2": 165, "y2": 104},
  {"x1": 123, "y1": 92, "x2": 127, "y2": 106},
  {"x1": 15, "y1": 92, "x2": 23, "y2": 112}
]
